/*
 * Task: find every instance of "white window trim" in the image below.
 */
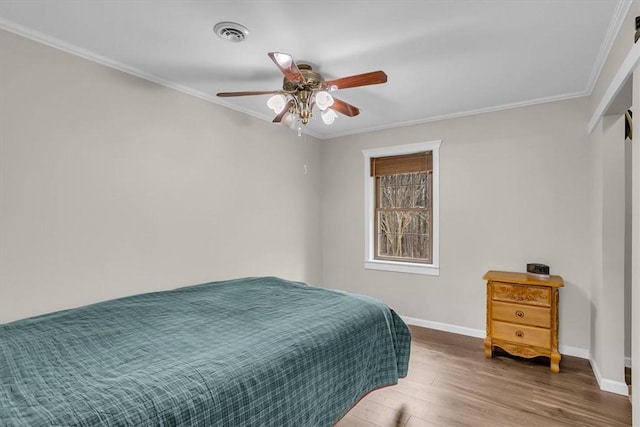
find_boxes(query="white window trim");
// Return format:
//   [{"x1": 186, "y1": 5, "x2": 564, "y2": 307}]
[{"x1": 363, "y1": 140, "x2": 441, "y2": 276}]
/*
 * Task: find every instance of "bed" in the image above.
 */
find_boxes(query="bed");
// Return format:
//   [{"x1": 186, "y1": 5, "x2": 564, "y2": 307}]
[{"x1": 0, "y1": 276, "x2": 410, "y2": 426}]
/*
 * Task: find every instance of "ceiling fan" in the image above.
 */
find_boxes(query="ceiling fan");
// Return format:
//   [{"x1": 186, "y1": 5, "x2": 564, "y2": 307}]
[{"x1": 217, "y1": 52, "x2": 387, "y2": 127}]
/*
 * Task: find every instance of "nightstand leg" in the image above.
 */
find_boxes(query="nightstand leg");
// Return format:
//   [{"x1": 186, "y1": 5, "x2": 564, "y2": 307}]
[
  {"x1": 550, "y1": 352, "x2": 561, "y2": 373},
  {"x1": 484, "y1": 337, "x2": 493, "y2": 358}
]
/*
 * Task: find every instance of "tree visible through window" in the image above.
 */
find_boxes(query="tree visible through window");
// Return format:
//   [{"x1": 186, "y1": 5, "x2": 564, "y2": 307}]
[{"x1": 372, "y1": 152, "x2": 432, "y2": 264}]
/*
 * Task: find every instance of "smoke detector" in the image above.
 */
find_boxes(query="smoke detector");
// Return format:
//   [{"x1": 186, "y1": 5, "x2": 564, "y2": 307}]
[{"x1": 214, "y1": 21, "x2": 249, "y2": 42}]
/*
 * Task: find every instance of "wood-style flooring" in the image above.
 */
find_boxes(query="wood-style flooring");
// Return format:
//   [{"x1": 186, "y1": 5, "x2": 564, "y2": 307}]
[{"x1": 336, "y1": 326, "x2": 632, "y2": 427}]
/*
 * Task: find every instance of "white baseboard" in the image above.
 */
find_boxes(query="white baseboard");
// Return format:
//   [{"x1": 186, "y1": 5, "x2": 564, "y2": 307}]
[
  {"x1": 402, "y1": 315, "x2": 629, "y2": 396},
  {"x1": 559, "y1": 344, "x2": 590, "y2": 359},
  {"x1": 401, "y1": 315, "x2": 589, "y2": 359},
  {"x1": 401, "y1": 315, "x2": 486, "y2": 338},
  {"x1": 590, "y1": 359, "x2": 629, "y2": 396}
]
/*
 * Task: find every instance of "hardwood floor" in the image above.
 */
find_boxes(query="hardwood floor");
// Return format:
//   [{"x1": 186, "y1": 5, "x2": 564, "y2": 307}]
[{"x1": 336, "y1": 326, "x2": 632, "y2": 427}]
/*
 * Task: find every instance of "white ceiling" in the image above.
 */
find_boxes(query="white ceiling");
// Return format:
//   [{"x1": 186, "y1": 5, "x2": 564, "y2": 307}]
[{"x1": 0, "y1": 1, "x2": 630, "y2": 139}]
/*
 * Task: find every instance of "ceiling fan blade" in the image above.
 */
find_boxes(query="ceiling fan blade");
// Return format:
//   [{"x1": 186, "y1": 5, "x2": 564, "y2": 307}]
[
  {"x1": 324, "y1": 70, "x2": 387, "y2": 90},
  {"x1": 268, "y1": 52, "x2": 305, "y2": 83},
  {"x1": 272, "y1": 100, "x2": 295, "y2": 123},
  {"x1": 217, "y1": 90, "x2": 279, "y2": 97},
  {"x1": 331, "y1": 98, "x2": 360, "y2": 117}
]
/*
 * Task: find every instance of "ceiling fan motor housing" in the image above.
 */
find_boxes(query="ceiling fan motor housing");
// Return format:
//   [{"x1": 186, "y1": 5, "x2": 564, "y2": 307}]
[
  {"x1": 283, "y1": 64, "x2": 324, "y2": 91},
  {"x1": 281, "y1": 64, "x2": 326, "y2": 125}
]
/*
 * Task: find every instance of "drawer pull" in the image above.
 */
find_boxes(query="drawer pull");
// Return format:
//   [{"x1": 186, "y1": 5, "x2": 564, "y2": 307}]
[
  {"x1": 515, "y1": 330, "x2": 524, "y2": 339},
  {"x1": 515, "y1": 310, "x2": 525, "y2": 318}
]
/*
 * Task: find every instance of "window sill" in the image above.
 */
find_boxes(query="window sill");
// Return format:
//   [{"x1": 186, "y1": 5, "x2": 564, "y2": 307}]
[{"x1": 364, "y1": 260, "x2": 439, "y2": 276}]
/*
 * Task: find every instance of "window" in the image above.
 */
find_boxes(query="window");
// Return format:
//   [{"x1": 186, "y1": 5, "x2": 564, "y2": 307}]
[
  {"x1": 373, "y1": 152, "x2": 432, "y2": 263},
  {"x1": 363, "y1": 141, "x2": 440, "y2": 275}
]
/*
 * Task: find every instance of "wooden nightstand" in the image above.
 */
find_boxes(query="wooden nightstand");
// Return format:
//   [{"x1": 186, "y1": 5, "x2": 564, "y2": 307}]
[{"x1": 483, "y1": 270, "x2": 564, "y2": 372}]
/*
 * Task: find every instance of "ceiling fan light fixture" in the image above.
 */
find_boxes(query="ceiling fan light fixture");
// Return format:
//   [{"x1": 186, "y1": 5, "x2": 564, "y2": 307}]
[
  {"x1": 315, "y1": 91, "x2": 334, "y2": 111},
  {"x1": 267, "y1": 94, "x2": 287, "y2": 113},
  {"x1": 282, "y1": 112, "x2": 296, "y2": 129},
  {"x1": 272, "y1": 52, "x2": 293, "y2": 68},
  {"x1": 321, "y1": 108, "x2": 337, "y2": 125}
]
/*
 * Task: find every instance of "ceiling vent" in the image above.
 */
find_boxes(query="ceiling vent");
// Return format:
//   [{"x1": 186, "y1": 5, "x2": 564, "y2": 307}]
[{"x1": 214, "y1": 22, "x2": 249, "y2": 42}]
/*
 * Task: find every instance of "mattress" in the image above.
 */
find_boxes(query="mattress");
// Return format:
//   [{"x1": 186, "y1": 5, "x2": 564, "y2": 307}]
[{"x1": 0, "y1": 276, "x2": 410, "y2": 426}]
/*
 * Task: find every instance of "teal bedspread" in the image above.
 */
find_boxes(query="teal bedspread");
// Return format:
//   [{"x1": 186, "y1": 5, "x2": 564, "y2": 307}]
[{"x1": 0, "y1": 277, "x2": 410, "y2": 426}]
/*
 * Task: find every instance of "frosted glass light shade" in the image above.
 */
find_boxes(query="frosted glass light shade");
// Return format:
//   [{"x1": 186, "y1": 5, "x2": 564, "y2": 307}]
[
  {"x1": 321, "y1": 108, "x2": 337, "y2": 125},
  {"x1": 282, "y1": 112, "x2": 296, "y2": 128},
  {"x1": 267, "y1": 94, "x2": 287, "y2": 113},
  {"x1": 315, "y1": 91, "x2": 334, "y2": 111},
  {"x1": 272, "y1": 53, "x2": 292, "y2": 68}
]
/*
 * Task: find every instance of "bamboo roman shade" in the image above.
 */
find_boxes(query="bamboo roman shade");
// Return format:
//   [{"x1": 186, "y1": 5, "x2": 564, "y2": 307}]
[{"x1": 370, "y1": 152, "x2": 432, "y2": 177}]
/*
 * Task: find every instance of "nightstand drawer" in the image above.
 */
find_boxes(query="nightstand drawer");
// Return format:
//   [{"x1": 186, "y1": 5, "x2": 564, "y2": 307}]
[
  {"x1": 492, "y1": 282, "x2": 551, "y2": 307},
  {"x1": 492, "y1": 301, "x2": 551, "y2": 328},
  {"x1": 491, "y1": 320, "x2": 550, "y2": 349}
]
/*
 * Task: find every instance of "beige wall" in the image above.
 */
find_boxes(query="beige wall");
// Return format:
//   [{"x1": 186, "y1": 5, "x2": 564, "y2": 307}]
[
  {"x1": 0, "y1": 30, "x2": 324, "y2": 323},
  {"x1": 321, "y1": 97, "x2": 592, "y2": 352}
]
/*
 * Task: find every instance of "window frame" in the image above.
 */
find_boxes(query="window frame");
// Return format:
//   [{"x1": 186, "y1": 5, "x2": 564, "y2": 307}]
[{"x1": 363, "y1": 140, "x2": 441, "y2": 276}]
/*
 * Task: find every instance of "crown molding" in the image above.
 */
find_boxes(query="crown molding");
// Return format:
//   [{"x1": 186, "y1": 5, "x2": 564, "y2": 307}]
[
  {"x1": 585, "y1": 0, "x2": 633, "y2": 97},
  {"x1": 0, "y1": 19, "x2": 325, "y2": 140},
  {"x1": 327, "y1": 91, "x2": 589, "y2": 140}
]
